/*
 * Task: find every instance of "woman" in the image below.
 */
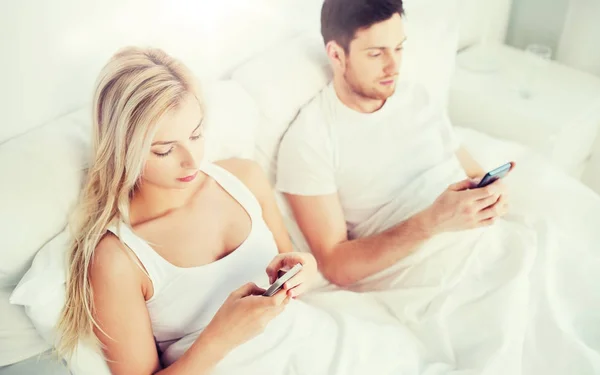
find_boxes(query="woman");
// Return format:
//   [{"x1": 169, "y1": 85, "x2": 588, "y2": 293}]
[{"x1": 56, "y1": 47, "x2": 450, "y2": 375}]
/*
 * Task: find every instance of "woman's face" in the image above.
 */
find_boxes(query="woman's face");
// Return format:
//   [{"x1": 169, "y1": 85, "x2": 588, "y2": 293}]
[{"x1": 141, "y1": 94, "x2": 205, "y2": 190}]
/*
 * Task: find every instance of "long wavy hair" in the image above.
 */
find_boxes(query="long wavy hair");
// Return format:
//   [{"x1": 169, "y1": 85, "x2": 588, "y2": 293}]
[{"x1": 56, "y1": 46, "x2": 201, "y2": 357}]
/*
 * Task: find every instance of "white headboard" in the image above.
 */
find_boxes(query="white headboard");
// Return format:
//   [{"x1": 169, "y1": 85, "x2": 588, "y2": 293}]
[
  {"x1": 0, "y1": 0, "x2": 511, "y2": 144},
  {"x1": 1, "y1": 0, "x2": 308, "y2": 143}
]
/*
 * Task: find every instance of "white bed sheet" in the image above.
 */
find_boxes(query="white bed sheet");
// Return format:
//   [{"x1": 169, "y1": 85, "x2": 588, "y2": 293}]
[{"x1": 295, "y1": 127, "x2": 600, "y2": 374}]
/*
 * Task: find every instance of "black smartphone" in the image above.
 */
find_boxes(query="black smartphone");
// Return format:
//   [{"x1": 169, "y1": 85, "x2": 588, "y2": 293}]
[{"x1": 476, "y1": 162, "x2": 512, "y2": 188}]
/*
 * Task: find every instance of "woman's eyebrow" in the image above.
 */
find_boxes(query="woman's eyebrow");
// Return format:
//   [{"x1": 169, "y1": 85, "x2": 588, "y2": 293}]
[{"x1": 151, "y1": 120, "x2": 203, "y2": 146}]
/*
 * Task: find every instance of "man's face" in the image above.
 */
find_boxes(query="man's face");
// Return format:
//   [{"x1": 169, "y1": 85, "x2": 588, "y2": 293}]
[{"x1": 342, "y1": 13, "x2": 406, "y2": 100}]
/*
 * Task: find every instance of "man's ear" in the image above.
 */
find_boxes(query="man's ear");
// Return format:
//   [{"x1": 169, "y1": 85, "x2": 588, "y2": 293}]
[{"x1": 326, "y1": 41, "x2": 346, "y2": 71}]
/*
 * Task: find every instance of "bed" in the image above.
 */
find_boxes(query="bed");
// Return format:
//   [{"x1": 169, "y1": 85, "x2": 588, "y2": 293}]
[{"x1": 2, "y1": 0, "x2": 599, "y2": 373}]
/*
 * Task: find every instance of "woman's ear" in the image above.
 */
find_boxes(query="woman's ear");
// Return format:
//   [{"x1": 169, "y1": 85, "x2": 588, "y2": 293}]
[{"x1": 326, "y1": 41, "x2": 346, "y2": 72}]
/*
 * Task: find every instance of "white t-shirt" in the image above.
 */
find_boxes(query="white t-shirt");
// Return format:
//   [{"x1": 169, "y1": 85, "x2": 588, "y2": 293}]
[{"x1": 276, "y1": 81, "x2": 464, "y2": 234}]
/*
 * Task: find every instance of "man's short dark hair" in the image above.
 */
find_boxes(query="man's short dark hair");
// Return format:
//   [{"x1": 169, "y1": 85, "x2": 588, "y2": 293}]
[{"x1": 321, "y1": 0, "x2": 405, "y2": 52}]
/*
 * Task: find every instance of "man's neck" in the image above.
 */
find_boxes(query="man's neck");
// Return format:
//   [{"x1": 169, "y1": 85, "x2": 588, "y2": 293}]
[{"x1": 333, "y1": 76, "x2": 385, "y2": 114}]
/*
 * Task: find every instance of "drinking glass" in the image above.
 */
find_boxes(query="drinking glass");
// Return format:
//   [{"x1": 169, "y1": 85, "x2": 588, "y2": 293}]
[{"x1": 519, "y1": 43, "x2": 552, "y2": 98}]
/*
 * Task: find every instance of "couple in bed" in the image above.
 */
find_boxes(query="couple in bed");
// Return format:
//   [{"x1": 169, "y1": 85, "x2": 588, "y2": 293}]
[{"x1": 52, "y1": 0, "x2": 600, "y2": 374}]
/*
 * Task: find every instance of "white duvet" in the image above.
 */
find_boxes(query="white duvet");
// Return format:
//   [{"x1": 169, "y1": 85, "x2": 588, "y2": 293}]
[{"x1": 298, "y1": 127, "x2": 600, "y2": 375}]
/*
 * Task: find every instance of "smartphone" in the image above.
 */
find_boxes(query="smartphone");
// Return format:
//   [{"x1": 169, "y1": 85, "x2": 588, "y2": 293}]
[
  {"x1": 476, "y1": 162, "x2": 512, "y2": 188},
  {"x1": 262, "y1": 263, "x2": 303, "y2": 297}
]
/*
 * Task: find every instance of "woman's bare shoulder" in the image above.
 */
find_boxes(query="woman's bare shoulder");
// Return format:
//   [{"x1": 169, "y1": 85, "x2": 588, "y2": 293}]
[
  {"x1": 214, "y1": 158, "x2": 271, "y2": 201},
  {"x1": 91, "y1": 233, "x2": 141, "y2": 286}
]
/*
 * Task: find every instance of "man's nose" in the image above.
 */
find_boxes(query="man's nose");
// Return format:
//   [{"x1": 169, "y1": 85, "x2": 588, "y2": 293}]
[{"x1": 384, "y1": 52, "x2": 400, "y2": 76}]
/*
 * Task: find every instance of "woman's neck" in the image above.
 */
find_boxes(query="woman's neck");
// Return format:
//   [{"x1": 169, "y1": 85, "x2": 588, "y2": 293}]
[{"x1": 129, "y1": 173, "x2": 208, "y2": 226}]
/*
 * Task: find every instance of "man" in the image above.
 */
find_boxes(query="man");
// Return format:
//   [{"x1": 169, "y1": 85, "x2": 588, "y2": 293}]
[
  {"x1": 276, "y1": 0, "x2": 599, "y2": 373},
  {"x1": 277, "y1": 0, "x2": 511, "y2": 287}
]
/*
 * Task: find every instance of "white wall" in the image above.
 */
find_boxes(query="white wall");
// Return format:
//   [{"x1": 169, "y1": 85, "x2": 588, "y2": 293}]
[
  {"x1": 556, "y1": 0, "x2": 600, "y2": 77},
  {"x1": 583, "y1": 134, "x2": 600, "y2": 194},
  {"x1": 505, "y1": 0, "x2": 570, "y2": 52},
  {"x1": 505, "y1": 0, "x2": 600, "y2": 77},
  {"x1": 557, "y1": 0, "x2": 600, "y2": 192}
]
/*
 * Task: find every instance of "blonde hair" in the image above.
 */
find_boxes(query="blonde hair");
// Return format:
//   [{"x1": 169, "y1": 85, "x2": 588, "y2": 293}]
[{"x1": 57, "y1": 47, "x2": 201, "y2": 357}]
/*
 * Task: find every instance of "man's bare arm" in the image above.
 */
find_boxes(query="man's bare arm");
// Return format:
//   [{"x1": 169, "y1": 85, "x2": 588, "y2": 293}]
[
  {"x1": 284, "y1": 193, "x2": 432, "y2": 287},
  {"x1": 284, "y1": 178, "x2": 502, "y2": 287},
  {"x1": 456, "y1": 146, "x2": 486, "y2": 179}
]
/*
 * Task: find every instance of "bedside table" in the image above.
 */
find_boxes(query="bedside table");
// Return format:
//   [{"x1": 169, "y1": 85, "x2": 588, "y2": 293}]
[{"x1": 447, "y1": 43, "x2": 600, "y2": 179}]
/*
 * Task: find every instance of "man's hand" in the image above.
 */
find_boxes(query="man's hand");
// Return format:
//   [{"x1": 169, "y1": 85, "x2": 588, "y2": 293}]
[
  {"x1": 473, "y1": 179, "x2": 510, "y2": 219},
  {"x1": 471, "y1": 161, "x2": 515, "y2": 220},
  {"x1": 420, "y1": 178, "x2": 508, "y2": 236}
]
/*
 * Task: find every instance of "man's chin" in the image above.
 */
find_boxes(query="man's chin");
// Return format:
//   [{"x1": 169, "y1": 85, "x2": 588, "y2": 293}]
[
  {"x1": 349, "y1": 82, "x2": 396, "y2": 101},
  {"x1": 372, "y1": 86, "x2": 396, "y2": 100}
]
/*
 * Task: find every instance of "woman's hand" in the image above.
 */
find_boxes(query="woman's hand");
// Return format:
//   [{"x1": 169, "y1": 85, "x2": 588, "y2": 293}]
[
  {"x1": 265, "y1": 252, "x2": 318, "y2": 298},
  {"x1": 203, "y1": 282, "x2": 290, "y2": 355}
]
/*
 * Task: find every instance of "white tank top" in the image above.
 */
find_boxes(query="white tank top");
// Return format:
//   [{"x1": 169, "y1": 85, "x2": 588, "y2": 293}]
[{"x1": 107, "y1": 162, "x2": 279, "y2": 363}]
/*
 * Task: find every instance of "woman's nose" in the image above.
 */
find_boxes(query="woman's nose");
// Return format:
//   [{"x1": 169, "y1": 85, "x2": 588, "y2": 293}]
[{"x1": 180, "y1": 148, "x2": 199, "y2": 169}]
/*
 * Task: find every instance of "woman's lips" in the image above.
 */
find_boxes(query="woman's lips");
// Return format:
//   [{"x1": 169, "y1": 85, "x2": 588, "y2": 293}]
[{"x1": 177, "y1": 171, "x2": 198, "y2": 182}]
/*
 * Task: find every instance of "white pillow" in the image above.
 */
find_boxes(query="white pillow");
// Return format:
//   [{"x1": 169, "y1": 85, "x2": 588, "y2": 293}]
[
  {"x1": 230, "y1": 31, "x2": 331, "y2": 262},
  {"x1": 232, "y1": 32, "x2": 331, "y2": 182},
  {"x1": 0, "y1": 102, "x2": 90, "y2": 367},
  {"x1": 162, "y1": 0, "x2": 299, "y2": 81},
  {"x1": 401, "y1": 0, "x2": 460, "y2": 106},
  {"x1": 203, "y1": 80, "x2": 259, "y2": 161},
  {"x1": 0, "y1": 286, "x2": 51, "y2": 366},
  {"x1": 10, "y1": 229, "x2": 111, "y2": 375},
  {"x1": 0, "y1": 108, "x2": 91, "y2": 288}
]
